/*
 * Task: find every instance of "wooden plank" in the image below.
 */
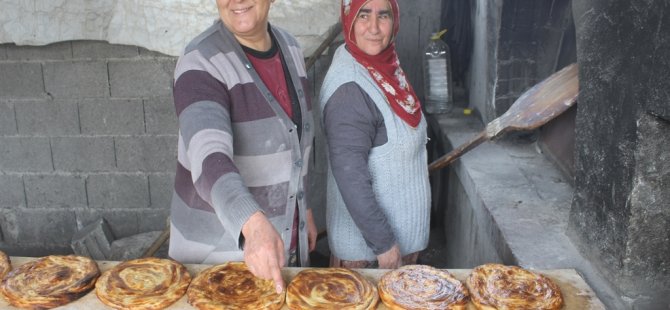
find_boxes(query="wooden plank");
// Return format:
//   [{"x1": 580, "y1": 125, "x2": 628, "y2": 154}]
[{"x1": 0, "y1": 257, "x2": 605, "y2": 309}]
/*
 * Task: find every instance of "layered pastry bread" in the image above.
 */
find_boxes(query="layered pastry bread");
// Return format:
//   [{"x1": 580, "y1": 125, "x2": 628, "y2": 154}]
[
  {"x1": 187, "y1": 261, "x2": 285, "y2": 310},
  {"x1": 466, "y1": 263, "x2": 563, "y2": 310},
  {"x1": 286, "y1": 268, "x2": 378, "y2": 310},
  {"x1": 378, "y1": 264, "x2": 469, "y2": 310},
  {"x1": 0, "y1": 255, "x2": 100, "y2": 309},
  {"x1": 95, "y1": 257, "x2": 191, "y2": 310}
]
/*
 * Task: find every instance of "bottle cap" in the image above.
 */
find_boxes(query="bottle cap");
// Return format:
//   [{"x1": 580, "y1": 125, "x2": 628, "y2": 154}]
[{"x1": 431, "y1": 29, "x2": 448, "y2": 40}]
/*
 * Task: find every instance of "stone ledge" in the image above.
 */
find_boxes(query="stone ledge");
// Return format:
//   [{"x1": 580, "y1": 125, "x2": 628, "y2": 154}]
[{"x1": 427, "y1": 112, "x2": 627, "y2": 309}]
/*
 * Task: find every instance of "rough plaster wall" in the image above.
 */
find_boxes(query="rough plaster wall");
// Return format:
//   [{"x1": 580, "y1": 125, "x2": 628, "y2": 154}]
[
  {"x1": 569, "y1": 0, "x2": 670, "y2": 308},
  {"x1": 468, "y1": 0, "x2": 502, "y2": 124},
  {"x1": 0, "y1": 0, "x2": 339, "y2": 56}
]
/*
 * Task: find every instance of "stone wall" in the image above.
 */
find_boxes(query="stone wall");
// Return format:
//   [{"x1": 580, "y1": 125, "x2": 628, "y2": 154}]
[
  {"x1": 469, "y1": 0, "x2": 575, "y2": 123},
  {"x1": 569, "y1": 0, "x2": 670, "y2": 308},
  {"x1": 0, "y1": 41, "x2": 177, "y2": 256}
]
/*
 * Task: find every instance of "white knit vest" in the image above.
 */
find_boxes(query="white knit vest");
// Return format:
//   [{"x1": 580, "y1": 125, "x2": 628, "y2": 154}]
[{"x1": 320, "y1": 45, "x2": 431, "y2": 261}]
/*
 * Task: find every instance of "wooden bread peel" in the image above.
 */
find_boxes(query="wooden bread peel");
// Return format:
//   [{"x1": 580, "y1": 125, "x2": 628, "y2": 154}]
[{"x1": 428, "y1": 63, "x2": 579, "y2": 172}]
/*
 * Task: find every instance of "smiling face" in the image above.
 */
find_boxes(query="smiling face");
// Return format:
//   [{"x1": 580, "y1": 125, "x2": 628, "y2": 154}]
[
  {"x1": 216, "y1": 0, "x2": 273, "y2": 49},
  {"x1": 352, "y1": 0, "x2": 393, "y2": 56}
]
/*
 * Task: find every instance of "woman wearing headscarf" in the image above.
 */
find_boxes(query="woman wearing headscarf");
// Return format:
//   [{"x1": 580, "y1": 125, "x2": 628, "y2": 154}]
[
  {"x1": 170, "y1": 0, "x2": 317, "y2": 293},
  {"x1": 320, "y1": 0, "x2": 431, "y2": 269}
]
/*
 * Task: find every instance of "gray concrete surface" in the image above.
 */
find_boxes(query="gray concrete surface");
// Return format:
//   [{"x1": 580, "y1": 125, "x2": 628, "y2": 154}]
[{"x1": 428, "y1": 111, "x2": 627, "y2": 309}]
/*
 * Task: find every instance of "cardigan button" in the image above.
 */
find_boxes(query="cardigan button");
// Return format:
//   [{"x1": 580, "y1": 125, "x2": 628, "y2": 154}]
[
  {"x1": 297, "y1": 191, "x2": 304, "y2": 199},
  {"x1": 299, "y1": 221, "x2": 305, "y2": 230},
  {"x1": 304, "y1": 123, "x2": 310, "y2": 131},
  {"x1": 295, "y1": 159, "x2": 303, "y2": 168}
]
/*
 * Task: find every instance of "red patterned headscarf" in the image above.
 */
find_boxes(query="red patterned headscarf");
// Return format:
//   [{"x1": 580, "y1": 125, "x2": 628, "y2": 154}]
[{"x1": 341, "y1": 0, "x2": 421, "y2": 127}]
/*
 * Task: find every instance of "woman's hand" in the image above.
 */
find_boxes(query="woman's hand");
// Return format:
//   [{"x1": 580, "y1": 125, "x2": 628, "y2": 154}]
[
  {"x1": 306, "y1": 209, "x2": 318, "y2": 252},
  {"x1": 377, "y1": 244, "x2": 402, "y2": 269},
  {"x1": 241, "y1": 211, "x2": 286, "y2": 294}
]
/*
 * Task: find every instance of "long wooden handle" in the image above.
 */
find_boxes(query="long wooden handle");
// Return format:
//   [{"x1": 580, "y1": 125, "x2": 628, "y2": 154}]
[{"x1": 428, "y1": 131, "x2": 488, "y2": 172}]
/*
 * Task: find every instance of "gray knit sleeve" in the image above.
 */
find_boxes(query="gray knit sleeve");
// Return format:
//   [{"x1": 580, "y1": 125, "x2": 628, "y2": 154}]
[{"x1": 323, "y1": 82, "x2": 396, "y2": 255}]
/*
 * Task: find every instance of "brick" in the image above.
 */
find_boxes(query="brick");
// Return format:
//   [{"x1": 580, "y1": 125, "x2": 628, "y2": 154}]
[
  {"x1": 0, "y1": 208, "x2": 80, "y2": 248},
  {"x1": 24, "y1": 174, "x2": 87, "y2": 208},
  {"x1": 87, "y1": 173, "x2": 149, "y2": 209},
  {"x1": 144, "y1": 97, "x2": 177, "y2": 134},
  {"x1": 116, "y1": 136, "x2": 177, "y2": 172},
  {"x1": 43, "y1": 61, "x2": 109, "y2": 98},
  {"x1": 71, "y1": 218, "x2": 115, "y2": 260},
  {"x1": 75, "y1": 208, "x2": 168, "y2": 239},
  {"x1": 0, "y1": 137, "x2": 52, "y2": 172},
  {"x1": 109, "y1": 59, "x2": 176, "y2": 98},
  {"x1": 72, "y1": 40, "x2": 139, "y2": 59},
  {"x1": 51, "y1": 136, "x2": 115, "y2": 172},
  {"x1": 15, "y1": 99, "x2": 79, "y2": 135},
  {"x1": 0, "y1": 101, "x2": 17, "y2": 135},
  {"x1": 0, "y1": 175, "x2": 24, "y2": 207},
  {"x1": 6, "y1": 41, "x2": 72, "y2": 61},
  {"x1": 0, "y1": 63, "x2": 46, "y2": 99},
  {"x1": 149, "y1": 173, "x2": 174, "y2": 209},
  {"x1": 79, "y1": 98, "x2": 144, "y2": 135}
]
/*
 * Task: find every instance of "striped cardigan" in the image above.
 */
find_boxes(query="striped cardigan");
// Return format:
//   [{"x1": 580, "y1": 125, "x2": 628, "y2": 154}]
[{"x1": 168, "y1": 20, "x2": 314, "y2": 265}]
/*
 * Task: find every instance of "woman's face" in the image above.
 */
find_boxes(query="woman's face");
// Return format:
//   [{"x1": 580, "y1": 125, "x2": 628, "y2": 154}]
[
  {"x1": 352, "y1": 0, "x2": 393, "y2": 56},
  {"x1": 216, "y1": 0, "x2": 272, "y2": 44}
]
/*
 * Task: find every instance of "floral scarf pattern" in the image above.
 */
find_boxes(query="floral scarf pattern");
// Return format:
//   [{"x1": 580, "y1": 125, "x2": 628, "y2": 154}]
[{"x1": 341, "y1": 0, "x2": 421, "y2": 127}]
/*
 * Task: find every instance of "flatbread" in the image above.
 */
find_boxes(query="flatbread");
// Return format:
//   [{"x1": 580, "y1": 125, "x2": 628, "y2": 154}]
[
  {"x1": 466, "y1": 263, "x2": 563, "y2": 310},
  {"x1": 0, "y1": 251, "x2": 10, "y2": 280},
  {"x1": 187, "y1": 261, "x2": 284, "y2": 310},
  {"x1": 286, "y1": 268, "x2": 378, "y2": 310},
  {"x1": 0, "y1": 255, "x2": 99, "y2": 309},
  {"x1": 378, "y1": 264, "x2": 469, "y2": 310},
  {"x1": 95, "y1": 257, "x2": 191, "y2": 310}
]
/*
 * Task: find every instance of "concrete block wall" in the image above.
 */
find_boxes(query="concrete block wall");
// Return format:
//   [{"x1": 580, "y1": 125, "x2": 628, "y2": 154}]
[{"x1": 0, "y1": 41, "x2": 177, "y2": 256}]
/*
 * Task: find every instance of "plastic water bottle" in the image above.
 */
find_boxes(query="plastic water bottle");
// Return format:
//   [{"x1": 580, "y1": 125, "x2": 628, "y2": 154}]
[{"x1": 423, "y1": 29, "x2": 453, "y2": 114}]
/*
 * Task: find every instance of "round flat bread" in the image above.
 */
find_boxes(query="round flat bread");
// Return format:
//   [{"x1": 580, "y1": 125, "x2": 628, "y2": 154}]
[
  {"x1": 286, "y1": 268, "x2": 378, "y2": 310},
  {"x1": 378, "y1": 264, "x2": 469, "y2": 310},
  {"x1": 466, "y1": 263, "x2": 563, "y2": 310},
  {"x1": 0, "y1": 255, "x2": 100, "y2": 309},
  {"x1": 95, "y1": 257, "x2": 191, "y2": 310},
  {"x1": 0, "y1": 251, "x2": 10, "y2": 280},
  {"x1": 187, "y1": 261, "x2": 284, "y2": 310}
]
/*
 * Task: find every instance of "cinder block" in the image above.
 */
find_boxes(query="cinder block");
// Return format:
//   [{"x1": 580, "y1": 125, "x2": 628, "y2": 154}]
[
  {"x1": 0, "y1": 101, "x2": 17, "y2": 135},
  {"x1": 24, "y1": 174, "x2": 87, "y2": 208},
  {"x1": 15, "y1": 99, "x2": 79, "y2": 135},
  {"x1": 0, "y1": 63, "x2": 45, "y2": 98},
  {"x1": 71, "y1": 218, "x2": 115, "y2": 260},
  {"x1": 75, "y1": 208, "x2": 167, "y2": 239},
  {"x1": 87, "y1": 173, "x2": 149, "y2": 209},
  {"x1": 138, "y1": 47, "x2": 171, "y2": 58},
  {"x1": 109, "y1": 231, "x2": 162, "y2": 260},
  {"x1": 144, "y1": 97, "x2": 177, "y2": 134},
  {"x1": 109, "y1": 59, "x2": 176, "y2": 98},
  {"x1": 51, "y1": 136, "x2": 116, "y2": 172},
  {"x1": 149, "y1": 173, "x2": 174, "y2": 209},
  {"x1": 43, "y1": 61, "x2": 109, "y2": 98},
  {"x1": 0, "y1": 208, "x2": 77, "y2": 245},
  {"x1": 79, "y1": 98, "x2": 144, "y2": 135},
  {"x1": 138, "y1": 208, "x2": 170, "y2": 233},
  {"x1": 0, "y1": 175, "x2": 25, "y2": 207},
  {"x1": 6, "y1": 42, "x2": 72, "y2": 61},
  {"x1": 72, "y1": 40, "x2": 139, "y2": 59},
  {"x1": 115, "y1": 136, "x2": 177, "y2": 172},
  {"x1": 0, "y1": 137, "x2": 52, "y2": 172}
]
